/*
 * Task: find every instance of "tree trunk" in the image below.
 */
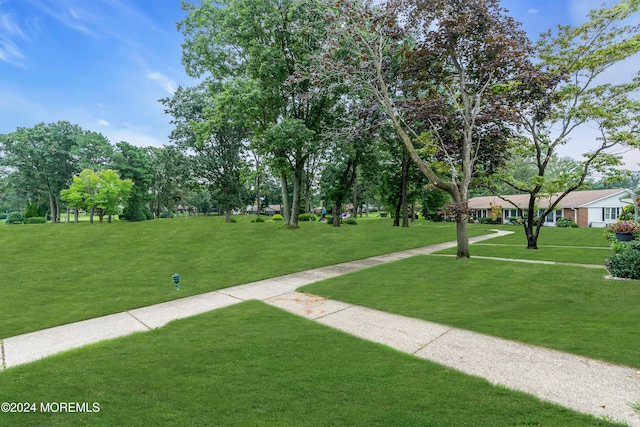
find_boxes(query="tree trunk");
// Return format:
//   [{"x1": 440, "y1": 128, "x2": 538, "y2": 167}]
[
  {"x1": 352, "y1": 178, "x2": 358, "y2": 218},
  {"x1": 290, "y1": 169, "x2": 302, "y2": 228},
  {"x1": 74, "y1": 210, "x2": 79, "y2": 223},
  {"x1": 393, "y1": 197, "x2": 401, "y2": 227},
  {"x1": 333, "y1": 202, "x2": 341, "y2": 227},
  {"x1": 90, "y1": 207, "x2": 95, "y2": 224},
  {"x1": 280, "y1": 174, "x2": 290, "y2": 224},
  {"x1": 48, "y1": 190, "x2": 57, "y2": 223},
  {"x1": 401, "y1": 153, "x2": 409, "y2": 228},
  {"x1": 225, "y1": 209, "x2": 232, "y2": 223},
  {"x1": 456, "y1": 218, "x2": 470, "y2": 258}
]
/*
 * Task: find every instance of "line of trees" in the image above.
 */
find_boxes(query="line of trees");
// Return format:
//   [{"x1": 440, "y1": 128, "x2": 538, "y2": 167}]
[{"x1": 1, "y1": 0, "x2": 638, "y2": 256}]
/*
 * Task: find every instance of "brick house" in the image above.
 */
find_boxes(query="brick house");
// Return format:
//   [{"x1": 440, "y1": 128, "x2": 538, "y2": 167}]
[{"x1": 467, "y1": 189, "x2": 634, "y2": 227}]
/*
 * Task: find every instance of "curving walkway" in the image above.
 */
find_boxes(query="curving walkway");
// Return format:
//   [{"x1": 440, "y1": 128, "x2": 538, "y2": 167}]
[{"x1": 1, "y1": 230, "x2": 639, "y2": 426}]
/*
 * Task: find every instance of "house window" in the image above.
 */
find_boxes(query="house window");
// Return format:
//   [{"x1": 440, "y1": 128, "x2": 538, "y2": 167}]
[
  {"x1": 476, "y1": 209, "x2": 488, "y2": 218},
  {"x1": 603, "y1": 207, "x2": 620, "y2": 221}
]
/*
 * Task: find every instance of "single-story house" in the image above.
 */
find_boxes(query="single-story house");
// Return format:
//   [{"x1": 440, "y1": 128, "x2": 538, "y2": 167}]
[
  {"x1": 245, "y1": 204, "x2": 282, "y2": 215},
  {"x1": 467, "y1": 189, "x2": 635, "y2": 227}
]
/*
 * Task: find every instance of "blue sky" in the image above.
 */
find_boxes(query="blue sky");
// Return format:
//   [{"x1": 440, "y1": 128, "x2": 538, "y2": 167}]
[{"x1": 1, "y1": 0, "x2": 639, "y2": 170}]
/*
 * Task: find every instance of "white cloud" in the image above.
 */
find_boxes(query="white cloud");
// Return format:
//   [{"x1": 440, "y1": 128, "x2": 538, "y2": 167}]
[
  {"x1": 96, "y1": 118, "x2": 109, "y2": 126},
  {"x1": 0, "y1": 12, "x2": 26, "y2": 65},
  {"x1": 147, "y1": 71, "x2": 177, "y2": 94}
]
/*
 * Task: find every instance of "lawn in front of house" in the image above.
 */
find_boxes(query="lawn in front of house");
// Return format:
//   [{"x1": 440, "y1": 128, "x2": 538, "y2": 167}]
[
  {"x1": 0, "y1": 217, "x2": 489, "y2": 338},
  {"x1": 300, "y1": 255, "x2": 640, "y2": 369},
  {"x1": 0, "y1": 302, "x2": 618, "y2": 427}
]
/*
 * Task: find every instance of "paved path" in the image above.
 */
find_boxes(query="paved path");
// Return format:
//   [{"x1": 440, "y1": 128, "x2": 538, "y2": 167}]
[{"x1": 1, "y1": 230, "x2": 639, "y2": 426}]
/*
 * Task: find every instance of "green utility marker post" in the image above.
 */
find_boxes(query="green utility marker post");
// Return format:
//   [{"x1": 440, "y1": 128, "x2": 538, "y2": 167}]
[{"x1": 172, "y1": 273, "x2": 180, "y2": 291}]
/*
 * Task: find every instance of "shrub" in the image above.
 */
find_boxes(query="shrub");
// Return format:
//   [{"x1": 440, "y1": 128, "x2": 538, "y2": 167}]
[
  {"x1": 24, "y1": 216, "x2": 47, "y2": 224},
  {"x1": 143, "y1": 207, "x2": 154, "y2": 220},
  {"x1": 298, "y1": 213, "x2": 317, "y2": 222},
  {"x1": 229, "y1": 217, "x2": 237, "y2": 223},
  {"x1": 555, "y1": 217, "x2": 578, "y2": 228},
  {"x1": 324, "y1": 215, "x2": 335, "y2": 225},
  {"x1": 606, "y1": 242, "x2": 640, "y2": 279},
  {"x1": 272, "y1": 214, "x2": 283, "y2": 221},
  {"x1": 251, "y1": 216, "x2": 265, "y2": 223},
  {"x1": 343, "y1": 217, "x2": 358, "y2": 225},
  {"x1": 477, "y1": 217, "x2": 501, "y2": 224},
  {"x1": 5, "y1": 212, "x2": 24, "y2": 224},
  {"x1": 24, "y1": 203, "x2": 40, "y2": 219},
  {"x1": 123, "y1": 207, "x2": 147, "y2": 222},
  {"x1": 0, "y1": 213, "x2": 7, "y2": 220},
  {"x1": 160, "y1": 208, "x2": 175, "y2": 218}
]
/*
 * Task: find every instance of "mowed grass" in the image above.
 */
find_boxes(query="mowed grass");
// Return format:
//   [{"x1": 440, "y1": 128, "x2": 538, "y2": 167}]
[
  {"x1": 0, "y1": 302, "x2": 618, "y2": 427},
  {"x1": 0, "y1": 217, "x2": 487, "y2": 337},
  {"x1": 301, "y1": 256, "x2": 640, "y2": 369},
  {"x1": 436, "y1": 225, "x2": 612, "y2": 264}
]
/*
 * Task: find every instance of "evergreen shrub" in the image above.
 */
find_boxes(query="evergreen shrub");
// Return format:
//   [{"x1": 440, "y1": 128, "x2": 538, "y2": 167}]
[
  {"x1": 606, "y1": 240, "x2": 640, "y2": 279},
  {"x1": 555, "y1": 217, "x2": 578, "y2": 228},
  {"x1": 5, "y1": 212, "x2": 24, "y2": 224},
  {"x1": 0, "y1": 213, "x2": 7, "y2": 220},
  {"x1": 24, "y1": 217, "x2": 47, "y2": 224}
]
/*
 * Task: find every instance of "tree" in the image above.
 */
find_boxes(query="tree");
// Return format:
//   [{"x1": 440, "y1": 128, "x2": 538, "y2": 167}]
[
  {"x1": 0, "y1": 122, "x2": 88, "y2": 223},
  {"x1": 319, "y1": 0, "x2": 533, "y2": 257},
  {"x1": 61, "y1": 169, "x2": 133, "y2": 224},
  {"x1": 495, "y1": 0, "x2": 640, "y2": 249},
  {"x1": 178, "y1": 0, "x2": 337, "y2": 228},
  {"x1": 111, "y1": 141, "x2": 154, "y2": 221},
  {"x1": 162, "y1": 83, "x2": 249, "y2": 223}
]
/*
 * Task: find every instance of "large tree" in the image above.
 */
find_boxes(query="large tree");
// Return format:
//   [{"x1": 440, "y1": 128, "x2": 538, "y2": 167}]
[
  {"x1": 163, "y1": 83, "x2": 250, "y2": 223},
  {"x1": 0, "y1": 122, "x2": 92, "y2": 223},
  {"x1": 318, "y1": 0, "x2": 533, "y2": 257},
  {"x1": 112, "y1": 141, "x2": 155, "y2": 221},
  {"x1": 495, "y1": 0, "x2": 640, "y2": 249},
  {"x1": 178, "y1": 0, "x2": 337, "y2": 228}
]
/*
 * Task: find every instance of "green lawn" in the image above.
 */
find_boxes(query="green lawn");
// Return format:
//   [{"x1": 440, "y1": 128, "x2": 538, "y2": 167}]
[
  {"x1": 0, "y1": 217, "x2": 487, "y2": 338},
  {"x1": 300, "y1": 255, "x2": 640, "y2": 369},
  {"x1": 0, "y1": 302, "x2": 619, "y2": 427}
]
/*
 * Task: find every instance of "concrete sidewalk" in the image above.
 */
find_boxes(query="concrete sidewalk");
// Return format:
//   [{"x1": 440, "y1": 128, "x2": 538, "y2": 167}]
[{"x1": 1, "y1": 230, "x2": 639, "y2": 426}]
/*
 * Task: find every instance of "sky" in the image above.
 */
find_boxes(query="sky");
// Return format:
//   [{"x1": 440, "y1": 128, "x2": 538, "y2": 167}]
[{"x1": 0, "y1": 0, "x2": 639, "y2": 171}]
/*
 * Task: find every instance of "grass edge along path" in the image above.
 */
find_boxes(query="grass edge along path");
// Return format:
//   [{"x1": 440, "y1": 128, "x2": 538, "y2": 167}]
[
  {"x1": 0, "y1": 301, "x2": 620, "y2": 427},
  {"x1": 300, "y1": 255, "x2": 640, "y2": 370}
]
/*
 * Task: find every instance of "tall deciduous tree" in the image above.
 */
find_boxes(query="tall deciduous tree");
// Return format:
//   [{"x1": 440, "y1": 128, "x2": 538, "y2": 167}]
[
  {"x1": 112, "y1": 141, "x2": 155, "y2": 221},
  {"x1": 0, "y1": 122, "x2": 94, "y2": 223},
  {"x1": 319, "y1": 0, "x2": 533, "y2": 257},
  {"x1": 178, "y1": 0, "x2": 337, "y2": 228},
  {"x1": 495, "y1": 0, "x2": 640, "y2": 249}
]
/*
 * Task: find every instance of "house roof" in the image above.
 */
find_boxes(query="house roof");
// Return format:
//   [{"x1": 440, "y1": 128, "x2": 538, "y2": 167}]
[{"x1": 468, "y1": 189, "x2": 631, "y2": 210}]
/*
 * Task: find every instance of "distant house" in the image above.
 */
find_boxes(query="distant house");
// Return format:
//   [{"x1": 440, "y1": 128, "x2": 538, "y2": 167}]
[
  {"x1": 245, "y1": 204, "x2": 281, "y2": 216},
  {"x1": 467, "y1": 189, "x2": 634, "y2": 227}
]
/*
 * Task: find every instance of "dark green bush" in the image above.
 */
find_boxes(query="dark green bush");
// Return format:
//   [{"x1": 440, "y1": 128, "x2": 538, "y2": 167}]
[
  {"x1": 160, "y1": 209, "x2": 175, "y2": 218},
  {"x1": 251, "y1": 216, "x2": 265, "y2": 223},
  {"x1": 0, "y1": 213, "x2": 7, "y2": 220},
  {"x1": 24, "y1": 216, "x2": 47, "y2": 224},
  {"x1": 24, "y1": 203, "x2": 40, "y2": 219},
  {"x1": 555, "y1": 217, "x2": 578, "y2": 228},
  {"x1": 143, "y1": 207, "x2": 154, "y2": 220},
  {"x1": 325, "y1": 215, "x2": 335, "y2": 224},
  {"x1": 5, "y1": 212, "x2": 24, "y2": 224},
  {"x1": 606, "y1": 243, "x2": 640, "y2": 279},
  {"x1": 477, "y1": 217, "x2": 501, "y2": 224},
  {"x1": 123, "y1": 207, "x2": 147, "y2": 222},
  {"x1": 343, "y1": 217, "x2": 358, "y2": 225},
  {"x1": 299, "y1": 213, "x2": 317, "y2": 222}
]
